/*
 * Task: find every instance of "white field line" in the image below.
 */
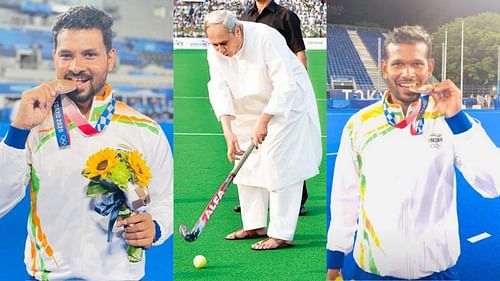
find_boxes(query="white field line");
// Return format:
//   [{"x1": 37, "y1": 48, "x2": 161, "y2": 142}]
[
  {"x1": 175, "y1": 133, "x2": 327, "y2": 138},
  {"x1": 174, "y1": 132, "x2": 223, "y2": 136},
  {"x1": 467, "y1": 232, "x2": 491, "y2": 243},
  {"x1": 174, "y1": 96, "x2": 209, "y2": 99},
  {"x1": 174, "y1": 96, "x2": 327, "y2": 101}
]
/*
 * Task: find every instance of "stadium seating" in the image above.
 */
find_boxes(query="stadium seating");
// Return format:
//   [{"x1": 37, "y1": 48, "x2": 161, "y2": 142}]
[
  {"x1": 358, "y1": 30, "x2": 386, "y2": 62},
  {"x1": 0, "y1": 26, "x2": 173, "y2": 122},
  {"x1": 113, "y1": 38, "x2": 173, "y2": 67},
  {"x1": 0, "y1": 26, "x2": 52, "y2": 59},
  {"x1": 0, "y1": 44, "x2": 16, "y2": 57},
  {"x1": 0, "y1": 26, "x2": 172, "y2": 69},
  {"x1": 113, "y1": 39, "x2": 144, "y2": 66},
  {"x1": 328, "y1": 25, "x2": 373, "y2": 89}
]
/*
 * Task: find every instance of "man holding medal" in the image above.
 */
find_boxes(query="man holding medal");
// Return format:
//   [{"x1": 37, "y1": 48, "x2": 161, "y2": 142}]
[
  {"x1": 0, "y1": 6, "x2": 172, "y2": 280},
  {"x1": 326, "y1": 25, "x2": 500, "y2": 280}
]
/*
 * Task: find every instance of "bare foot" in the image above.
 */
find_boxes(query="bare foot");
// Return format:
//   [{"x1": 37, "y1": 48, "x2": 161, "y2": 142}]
[
  {"x1": 225, "y1": 228, "x2": 267, "y2": 240},
  {"x1": 251, "y1": 237, "x2": 293, "y2": 250}
]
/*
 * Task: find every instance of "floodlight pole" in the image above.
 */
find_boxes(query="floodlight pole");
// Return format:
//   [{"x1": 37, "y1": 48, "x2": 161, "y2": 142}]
[
  {"x1": 377, "y1": 37, "x2": 381, "y2": 91},
  {"x1": 441, "y1": 43, "x2": 445, "y2": 81},
  {"x1": 444, "y1": 28, "x2": 447, "y2": 81},
  {"x1": 497, "y1": 46, "x2": 500, "y2": 107},
  {"x1": 460, "y1": 21, "x2": 464, "y2": 93}
]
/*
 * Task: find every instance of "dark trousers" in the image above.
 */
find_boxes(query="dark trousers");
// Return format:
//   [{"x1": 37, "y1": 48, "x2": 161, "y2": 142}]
[{"x1": 301, "y1": 181, "x2": 308, "y2": 205}]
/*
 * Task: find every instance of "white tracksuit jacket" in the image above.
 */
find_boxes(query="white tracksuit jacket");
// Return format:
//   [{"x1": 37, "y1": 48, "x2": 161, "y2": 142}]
[
  {"x1": 327, "y1": 96, "x2": 500, "y2": 279},
  {"x1": 0, "y1": 91, "x2": 173, "y2": 280}
]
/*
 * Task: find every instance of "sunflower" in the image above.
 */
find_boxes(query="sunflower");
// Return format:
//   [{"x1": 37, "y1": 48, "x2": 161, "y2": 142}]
[
  {"x1": 127, "y1": 150, "x2": 151, "y2": 188},
  {"x1": 83, "y1": 148, "x2": 119, "y2": 180}
]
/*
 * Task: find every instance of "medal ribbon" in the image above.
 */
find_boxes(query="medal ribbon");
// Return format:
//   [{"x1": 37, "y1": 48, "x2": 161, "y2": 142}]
[
  {"x1": 51, "y1": 95, "x2": 71, "y2": 148},
  {"x1": 51, "y1": 94, "x2": 116, "y2": 148},
  {"x1": 383, "y1": 93, "x2": 430, "y2": 135},
  {"x1": 62, "y1": 96, "x2": 116, "y2": 136},
  {"x1": 410, "y1": 94, "x2": 430, "y2": 135}
]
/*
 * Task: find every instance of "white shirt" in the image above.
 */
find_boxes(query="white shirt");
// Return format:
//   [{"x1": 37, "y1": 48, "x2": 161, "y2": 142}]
[{"x1": 207, "y1": 21, "x2": 322, "y2": 190}]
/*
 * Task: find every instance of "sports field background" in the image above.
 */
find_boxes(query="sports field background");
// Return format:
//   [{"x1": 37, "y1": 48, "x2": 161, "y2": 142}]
[
  {"x1": 0, "y1": 123, "x2": 173, "y2": 281},
  {"x1": 327, "y1": 110, "x2": 500, "y2": 280},
  {"x1": 174, "y1": 49, "x2": 327, "y2": 280}
]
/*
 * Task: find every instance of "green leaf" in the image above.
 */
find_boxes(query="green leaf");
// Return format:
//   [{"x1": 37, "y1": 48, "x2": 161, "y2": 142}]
[
  {"x1": 127, "y1": 246, "x2": 143, "y2": 263},
  {"x1": 86, "y1": 182, "x2": 110, "y2": 196},
  {"x1": 119, "y1": 206, "x2": 133, "y2": 217}
]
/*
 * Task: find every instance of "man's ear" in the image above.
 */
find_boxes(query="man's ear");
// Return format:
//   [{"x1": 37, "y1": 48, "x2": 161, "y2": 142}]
[
  {"x1": 381, "y1": 59, "x2": 388, "y2": 79},
  {"x1": 427, "y1": 57, "x2": 435, "y2": 79},
  {"x1": 107, "y1": 48, "x2": 116, "y2": 71}
]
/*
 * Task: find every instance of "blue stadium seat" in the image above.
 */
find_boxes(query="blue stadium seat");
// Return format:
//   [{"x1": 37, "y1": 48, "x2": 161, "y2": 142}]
[
  {"x1": 125, "y1": 38, "x2": 172, "y2": 67},
  {"x1": 113, "y1": 39, "x2": 144, "y2": 66},
  {"x1": 0, "y1": 26, "x2": 172, "y2": 70},
  {"x1": 358, "y1": 30, "x2": 386, "y2": 62},
  {"x1": 328, "y1": 25, "x2": 373, "y2": 89},
  {"x1": 0, "y1": 26, "x2": 52, "y2": 59}
]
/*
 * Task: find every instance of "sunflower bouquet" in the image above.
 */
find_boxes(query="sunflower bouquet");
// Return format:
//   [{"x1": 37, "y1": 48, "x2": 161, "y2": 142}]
[{"x1": 82, "y1": 147, "x2": 152, "y2": 263}]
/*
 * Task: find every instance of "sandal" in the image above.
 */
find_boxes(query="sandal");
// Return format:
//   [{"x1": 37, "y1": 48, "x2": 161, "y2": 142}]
[
  {"x1": 251, "y1": 237, "x2": 293, "y2": 250},
  {"x1": 225, "y1": 228, "x2": 267, "y2": 240}
]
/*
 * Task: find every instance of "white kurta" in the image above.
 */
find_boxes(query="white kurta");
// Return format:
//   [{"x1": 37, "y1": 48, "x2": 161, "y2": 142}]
[{"x1": 207, "y1": 21, "x2": 322, "y2": 191}]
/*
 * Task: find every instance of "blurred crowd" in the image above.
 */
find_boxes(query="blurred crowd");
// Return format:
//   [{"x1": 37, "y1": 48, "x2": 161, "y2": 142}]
[
  {"x1": 120, "y1": 96, "x2": 173, "y2": 122},
  {"x1": 173, "y1": 0, "x2": 326, "y2": 38},
  {"x1": 470, "y1": 93, "x2": 496, "y2": 109}
]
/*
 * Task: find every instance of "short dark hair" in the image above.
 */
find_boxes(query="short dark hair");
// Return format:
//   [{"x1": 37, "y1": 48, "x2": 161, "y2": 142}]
[
  {"x1": 52, "y1": 6, "x2": 114, "y2": 52},
  {"x1": 384, "y1": 25, "x2": 432, "y2": 59}
]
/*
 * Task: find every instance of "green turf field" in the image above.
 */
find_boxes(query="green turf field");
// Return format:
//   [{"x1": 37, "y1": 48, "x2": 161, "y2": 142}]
[{"x1": 174, "y1": 49, "x2": 326, "y2": 280}]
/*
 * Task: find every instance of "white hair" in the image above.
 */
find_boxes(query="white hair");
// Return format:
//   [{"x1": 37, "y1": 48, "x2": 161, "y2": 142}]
[{"x1": 204, "y1": 10, "x2": 239, "y2": 34}]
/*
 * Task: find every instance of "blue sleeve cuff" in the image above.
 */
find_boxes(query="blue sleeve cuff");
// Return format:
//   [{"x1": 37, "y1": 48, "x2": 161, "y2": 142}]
[
  {"x1": 4, "y1": 126, "x2": 30, "y2": 149},
  {"x1": 327, "y1": 250, "x2": 345, "y2": 269},
  {"x1": 153, "y1": 220, "x2": 161, "y2": 243},
  {"x1": 445, "y1": 111, "x2": 472, "y2": 134}
]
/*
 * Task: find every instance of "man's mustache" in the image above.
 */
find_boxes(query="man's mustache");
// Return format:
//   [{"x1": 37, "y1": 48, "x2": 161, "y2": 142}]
[{"x1": 64, "y1": 72, "x2": 92, "y2": 81}]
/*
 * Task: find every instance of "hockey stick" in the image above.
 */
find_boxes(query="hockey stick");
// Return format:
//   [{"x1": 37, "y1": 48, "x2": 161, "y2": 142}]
[{"x1": 179, "y1": 143, "x2": 255, "y2": 242}]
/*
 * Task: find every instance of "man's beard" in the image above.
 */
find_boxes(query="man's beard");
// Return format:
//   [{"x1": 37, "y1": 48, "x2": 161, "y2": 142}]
[
  {"x1": 64, "y1": 71, "x2": 106, "y2": 106},
  {"x1": 68, "y1": 84, "x2": 97, "y2": 104}
]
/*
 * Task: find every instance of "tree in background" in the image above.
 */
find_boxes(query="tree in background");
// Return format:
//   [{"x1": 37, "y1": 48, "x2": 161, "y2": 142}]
[{"x1": 432, "y1": 12, "x2": 500, "y2": 86}]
